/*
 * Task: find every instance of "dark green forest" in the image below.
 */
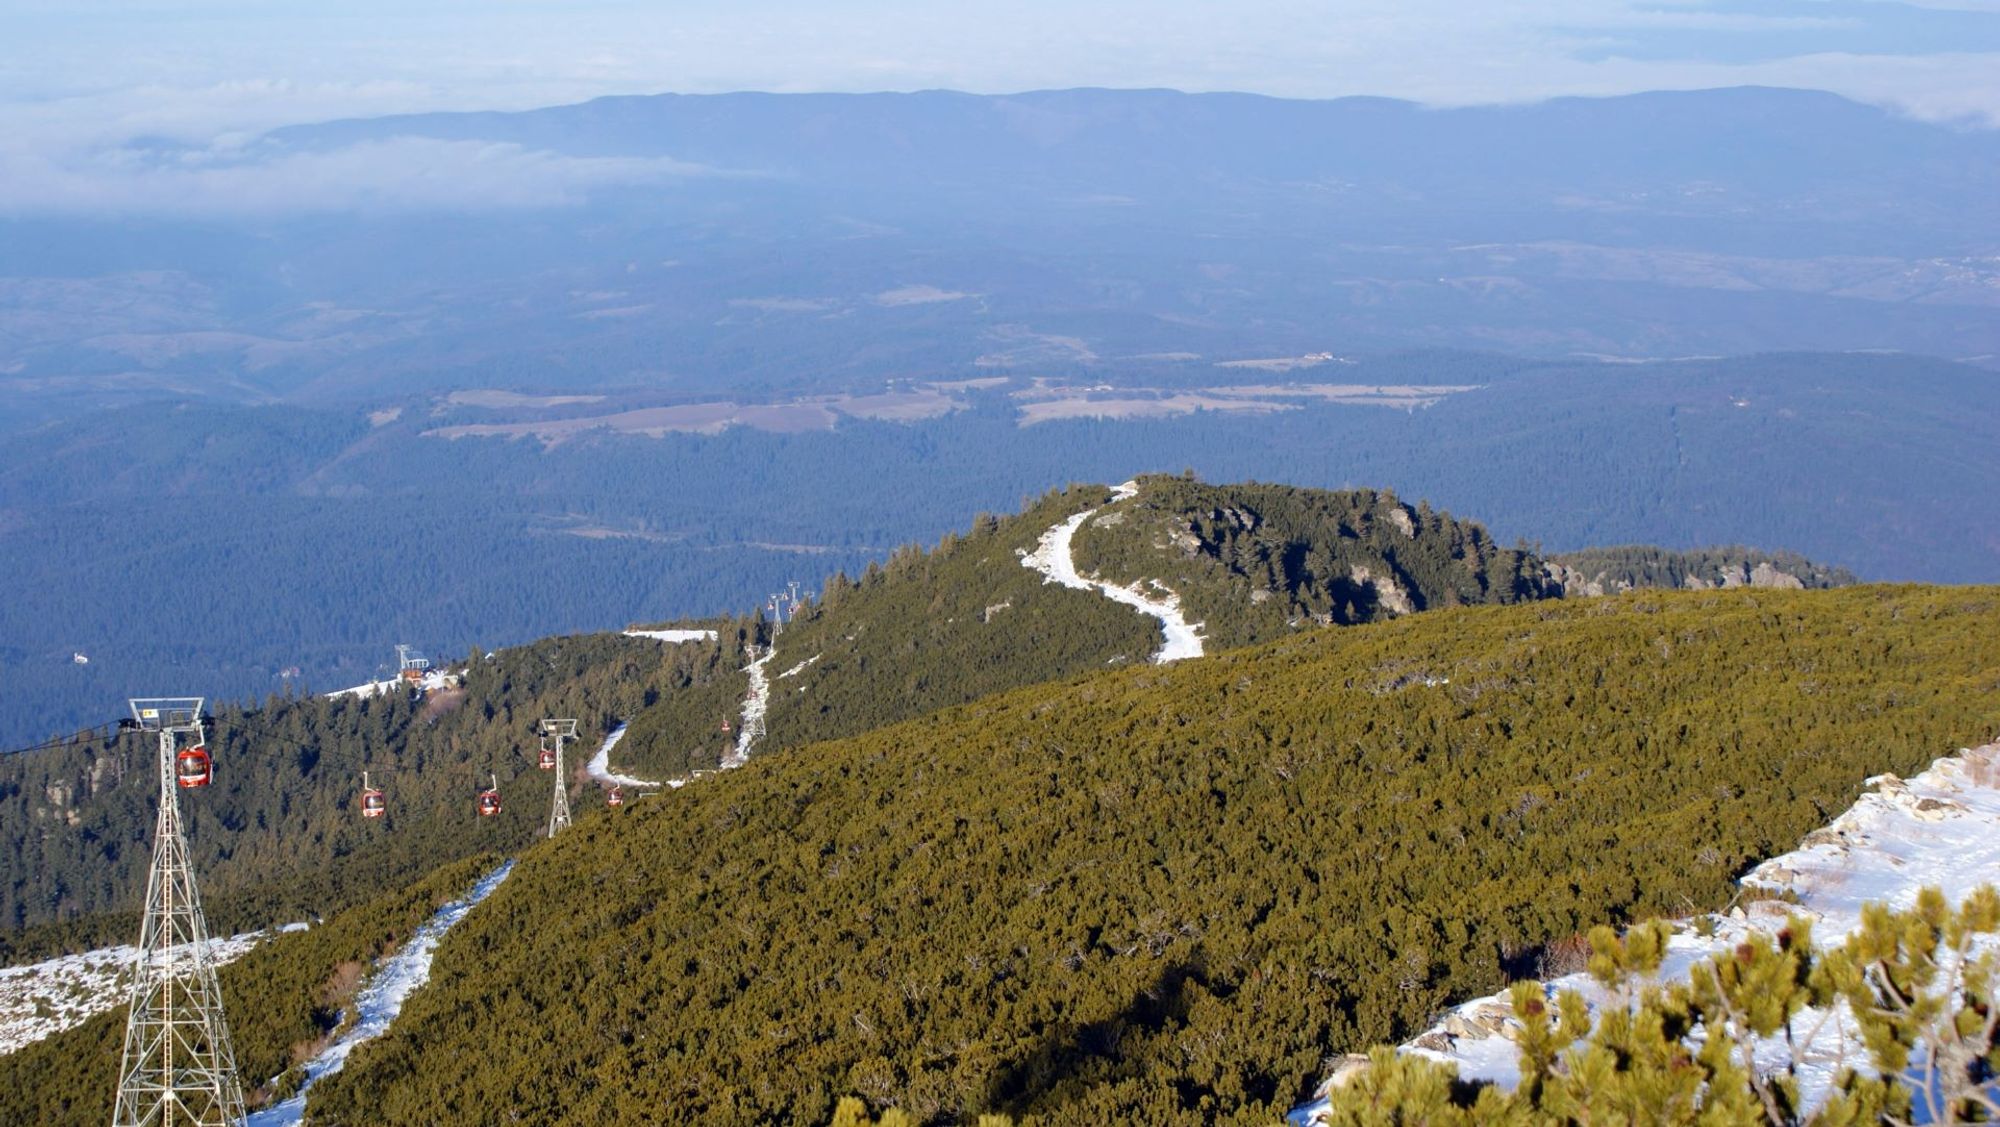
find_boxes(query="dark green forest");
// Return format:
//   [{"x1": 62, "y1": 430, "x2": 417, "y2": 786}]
[
  {"x1": 284, "y1": 586, "x2": 1998, "y2": 1125},
  {"x1": 0, "y1": 630, "x2": 747, "y2": 959}
]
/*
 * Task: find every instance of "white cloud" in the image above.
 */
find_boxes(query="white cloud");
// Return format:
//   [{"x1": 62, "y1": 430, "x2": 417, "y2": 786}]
[
  {"x1": 873, "y1": 285, "x2": 977, "y2": 307},
  {"x1": 0, "y1": 136, "x2": 724, "y2": 217}
]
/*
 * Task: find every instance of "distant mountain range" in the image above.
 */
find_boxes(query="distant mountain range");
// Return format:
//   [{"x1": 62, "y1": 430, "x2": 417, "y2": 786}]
[{"x1": 1, "y1": 86, "x2": 1995, "y2": 424}]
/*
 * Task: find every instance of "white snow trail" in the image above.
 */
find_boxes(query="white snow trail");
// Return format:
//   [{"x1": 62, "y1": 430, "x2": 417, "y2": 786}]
[
  {"x1": 723, "y1": 647, "x2": 775, "y2": 770},
  {"x1": 244, "y1": 860, "x2": 515, "y2": 1127},
  {"x1": 1289, "y1": 741, "x2": 2000, "y2": 1124},
  {"x1": 584, "y1": 724, "x2": 659, "y2": 789},
  {"x1": 1019, "y1": 481, "x2": 1204, "y2": 663}
]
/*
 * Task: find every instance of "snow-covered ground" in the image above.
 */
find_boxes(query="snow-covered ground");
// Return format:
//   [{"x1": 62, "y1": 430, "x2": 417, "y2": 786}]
[
  {"x1": 584, "y1": 724, "x2": 659, "y2": 789},
  {"x1": 723, "y1": 647, "x2": 774, "y2": 770},
  {"x1": 1289, "y1": 740, "x2": 2000, "y2": 1123},
  {"x1": 622, "y1": 628, "x2": 719, "y2": 644},
  {"x1": 245, "y1": 860, "x2": 514, "y2": 1127},
  {"x1": 1019, "y1": 480, "x2": 1204, "y2": 663},
  {"x1": 0, "y1": 925, "x2": 301, "y2": 1057},
  {"x1": 324, "y1": 669, "x2": 454, "y2": 701}
]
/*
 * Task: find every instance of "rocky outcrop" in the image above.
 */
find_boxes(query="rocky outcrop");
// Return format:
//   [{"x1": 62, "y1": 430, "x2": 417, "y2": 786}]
[{"x1": 1350, "y1": 564, "x2": 1415, "y2": 616}]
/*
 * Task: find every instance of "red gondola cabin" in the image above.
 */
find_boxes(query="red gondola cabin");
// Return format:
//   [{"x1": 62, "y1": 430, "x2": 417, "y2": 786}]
[
  {"x1": 478, "y1": 788, "x2": 502, "y2": 817},
  {"x1": 175, "y1": 746, "x2": 212, "y2": 788},
  {"x1": 537, "y1": 744, "x2": 556, "y2": 770},
  {"x1": 607, "y1": 786, "x2": 624, "y2": 807}
]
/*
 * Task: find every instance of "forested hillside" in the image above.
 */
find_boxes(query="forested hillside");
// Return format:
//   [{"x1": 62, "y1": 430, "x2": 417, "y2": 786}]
[
  {"x1": 1069, "y1": 477, "x2": 1554, "y2": 649},
  {"x1": 0, "y1": 629, "x2": 746, "y2": 958},
  {"x1": 615, "y1": 479, "x2": 1554, "y2": 777},
  {"x1": 0, "y1": 477, "x2": 1877, "y2": 961},
  {"x1": 302, "y1": 586, "x2": 2000, "y2": 1125}
]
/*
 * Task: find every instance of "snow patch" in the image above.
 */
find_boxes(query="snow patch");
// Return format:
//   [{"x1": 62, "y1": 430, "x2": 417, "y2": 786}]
[
  {"x1": 244, "y1": 860, "x2": 514, "y2": 1126},
  {"x1": 0, "y1": 925, "x2": 301, "y2": 1057},
  {"x1": 778, "y1": 654, "x2": 820, "y2": 679},
  {"x1": 1290, "y1": 741, "x2": 2000, "y2": 1122},
  {"x1": 324, "y1": 669, "x2": 453, "y2": 701},
  {"x1": 1019, "y1": 481, "x2": 1204, "y2": 663},
  {"x1": 623, "y1": 628, "x2": 718, "y2": 644}
]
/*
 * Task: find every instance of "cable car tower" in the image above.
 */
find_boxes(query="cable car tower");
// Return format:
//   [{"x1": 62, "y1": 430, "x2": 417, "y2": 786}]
[
  {"x1": 113, "y1": 697, "x2": 247, "y2": 1127},
  {"x1": 540, "y1": 719, "x2": 578, "y2": 837}
]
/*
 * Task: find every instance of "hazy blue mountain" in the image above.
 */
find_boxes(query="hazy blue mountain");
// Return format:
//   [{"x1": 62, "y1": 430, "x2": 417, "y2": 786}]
[{"x1": 1, "y1": 88, "x2": 1994, "y2": 418}]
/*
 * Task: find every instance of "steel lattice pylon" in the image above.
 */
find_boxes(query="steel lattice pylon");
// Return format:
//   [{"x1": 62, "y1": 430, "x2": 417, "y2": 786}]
[
  {"x1": 542, "y1": 718, "x2": 578, "y2": 837},
  {"x1": 113, "y1": 698, "x2": 246, "y2": 1127}
]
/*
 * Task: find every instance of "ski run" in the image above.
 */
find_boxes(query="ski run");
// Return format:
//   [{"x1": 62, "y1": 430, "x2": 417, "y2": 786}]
[
  {"x1": 244, "y1": 861, "x2": 514, "y2": 1127},
  {"x1": 584, "y1": 724, "x2": 659, "y2": 789},
  {"x1": 1020, "y1": 480, "x2": 1205, "y2": 663},
  {"x1": 1289, "y1": 739, "x2": 2000, "y2": 1123},
  {"x1": 725, "y1": 646, "x2": 774, "y2": 770}
]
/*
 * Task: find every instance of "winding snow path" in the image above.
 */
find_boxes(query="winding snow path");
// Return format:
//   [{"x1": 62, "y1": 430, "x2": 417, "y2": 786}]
[
  {"x1": 1289, "y1": 741, "x2": 2000, "y2": 1123},
  {"x1": 1020, "y1": 481, "x2": 1204, "y2": 663},
  {"x1": 245, "y1": 860, "x2": 515, "y2": 1127},
  {"x1": 585, "y1": 724, "x2": 659, "y2": 789}
]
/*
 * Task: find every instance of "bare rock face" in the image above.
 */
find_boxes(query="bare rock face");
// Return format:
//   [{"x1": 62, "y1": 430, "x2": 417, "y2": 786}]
[
  {"x1": 1386, "y1": 506, "x2": 1416, "y2": 538},
  {"x1": 1350, "y1": 564, "x2": 1415, "y2": 615},
  {"x1": 1410, "y1": 1029, "x2": 1457, "y2": 1053},
  {"x1": 1443, "y1": 999, "x2": 1517, "y2": 1040},
  {"x1": 1544, "y1": 562, "x2": 1610, "y2": 597},
  {"x1": 1749, "y1": 561, "x2": 1806, "y2": 589}
]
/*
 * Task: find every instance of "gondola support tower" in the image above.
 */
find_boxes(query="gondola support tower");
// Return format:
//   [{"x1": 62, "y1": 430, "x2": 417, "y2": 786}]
[
  {"x1": 541, "y1": 718, "x2": 578, "y2": 837},
  {"x1": 113, "y1": 696, "x2": 247, "y2": 1127}
]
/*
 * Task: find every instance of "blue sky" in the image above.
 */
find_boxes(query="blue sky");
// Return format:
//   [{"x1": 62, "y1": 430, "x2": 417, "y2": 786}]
[{"x1": 0, "y1": 1, "x2": 1995, "y2": 214}]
